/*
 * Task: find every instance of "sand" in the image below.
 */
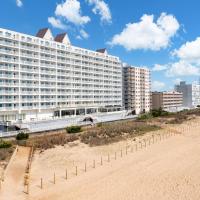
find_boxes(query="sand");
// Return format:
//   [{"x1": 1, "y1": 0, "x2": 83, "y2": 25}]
[
  {"x1": 0, "y1": 146, "x2": 30, "y2": 200},
  {"x1": 1, "y1": 118, "x2": 200, "y2": 200}
]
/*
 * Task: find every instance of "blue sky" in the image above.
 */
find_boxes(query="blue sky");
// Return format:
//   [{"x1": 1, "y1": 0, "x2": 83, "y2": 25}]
[{"x1": 1, "y1": 0, "x2": 200, "y2": 91}]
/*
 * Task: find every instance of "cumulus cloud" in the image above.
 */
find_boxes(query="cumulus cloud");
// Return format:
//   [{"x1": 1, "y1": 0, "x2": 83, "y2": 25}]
[
  {"x1": 77, "y1": 29, "x2": 89, "y2": 39},
  {"x1": 165, "y1": 37, "x2": 200, "y2": 77},
  {"x1": 55, "y1": 0, "x2": 90, "y2": 26},
  {"x1": 86, "y1": 0, "x2": 112, "y2": 23},
  {"x1": 152, "y1": 64, "x2": 168, "y2": 71},
  {"x1": 16, "y1": 0, "x2": 23, "y2": 7},
  {"x1": 152, "y1": 80, "x2": 166, "y2": 91},
  {"x1": 109, "y1": 13, "x2": 180, "y2": 51},
  {"x1": 48, "y1": 17, "x2": 67, "y2": 30},
  {"x1": 172, "y1": 37, "x2": 200, "y2": 64},
  {"x1": 80, "y1": 29, "x2": 89, "y2": 39},
  {"x1": 173, "y1": 78, "x2": 182, "y2": 84},
  {"x1": 166, "y1": 61, "x2": 200, "y2": 77}
]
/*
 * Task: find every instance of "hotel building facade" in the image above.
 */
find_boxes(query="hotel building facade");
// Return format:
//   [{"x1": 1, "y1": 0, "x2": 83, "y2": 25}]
[
  {"x1": 123, "y1": 65, "x2": 151, "y2": 114},
  {"x1": 0, "y1": 28, "x2": 122, "y2": 122}
]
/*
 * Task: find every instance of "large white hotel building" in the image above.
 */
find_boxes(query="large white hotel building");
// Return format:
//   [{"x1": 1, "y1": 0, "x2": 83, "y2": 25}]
[{"x1": 0, "y1": 28, "x2": 122, "y2": 122}]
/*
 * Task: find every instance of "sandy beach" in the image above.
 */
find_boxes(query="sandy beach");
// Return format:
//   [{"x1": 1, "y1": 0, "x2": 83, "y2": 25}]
[
  {"x1": 28, "y1": 119, "x2": 200, "y2": 200},
  {"x1": 1, "y1": 118, "x2": 200, "y2": 200}
]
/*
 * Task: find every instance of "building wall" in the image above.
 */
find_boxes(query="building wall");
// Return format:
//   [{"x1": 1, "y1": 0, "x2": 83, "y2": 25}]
[
  {"x1": 151, "y1": 92, "x2": 163, "y2": 109},
  {"x1": 175, "y1": 81, "x2": 192, "y2": 107},
  {"x1": 123, "y1": 65, "x2": 151, "y2": 114},
  {"x1": 192, "y1": 81, "x2": 200, "y2": 107},
  {"x1": 0, "y1": 28, "x2": 122, "y2": 122},
  {"x1": 152, "y1": 91, "x2": 183, "y2": 110}
]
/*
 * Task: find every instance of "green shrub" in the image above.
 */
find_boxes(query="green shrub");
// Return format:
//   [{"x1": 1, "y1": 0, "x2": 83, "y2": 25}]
[
  {"x1": 16, "y1": 132, "x2": 29, "y2": 140},
  {"x1": 0, "y1": 140, "x2": 12, "y2": 148},
  {"x1": 97, "y1": 122, "x2": 103, "y2": 127},
  {"x1": 137, "y1": 113, "x2": 152, "y2": 120},
  {"x1": 66, "y1": 126, "x2": 82, "y2": 134}
]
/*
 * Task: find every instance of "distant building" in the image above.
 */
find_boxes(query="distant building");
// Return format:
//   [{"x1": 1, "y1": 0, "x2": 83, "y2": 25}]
[
  {"x1": 175, "y1": 81, "x2": 200, "y2": 108},
  {"x1": 192, "y1": 81, "x2": 200, "y2": 107},
  {"x1": 175, "y1": 81, "x2": 192, "y2": 107},
  {"x1": 152, "y1": 91, "x2": 183, "y2": 111},
  {"x1": 123, "y1": 65, "x2": 151, "y2": 114}
]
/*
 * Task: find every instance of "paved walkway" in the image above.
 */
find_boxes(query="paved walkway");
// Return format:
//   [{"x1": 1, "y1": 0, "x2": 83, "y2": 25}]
[{"x1": 0, "y1": 146, "x2": 30, "y2": 200}]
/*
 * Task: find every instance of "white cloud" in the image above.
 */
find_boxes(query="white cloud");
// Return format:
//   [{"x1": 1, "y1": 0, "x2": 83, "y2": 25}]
[
  {"x1": 16, "y1": 0, "x2": 23, "y2": 7},
  {"x1": 77, "y1": 29, "x2": 89, "y2": 39},
  {"x1": 80, "y1": 29, "x2": 89, "y2": 39},
  {"x1": 48, "y1": 17, "x2": 67, "y2": 30},
  {"x1": 55, "y1": 0, "x2": 90, "y2": 26},
  {"x1": 152, "y1": 80, "x2": 166, "y2": 91},
  {"x1": 165, "y1": 37, "x2": 200, "y2": 77},
  {"x1": 86, "y1": 0, "x2": 112, "y2": 23},
  {"x1": 109, "y1": 13, "x2": 180, "y2": 51},
  {"x1": 172, "y1": 37, "x2": 200, "y2": 64},
  {"x1": 173, "y1": 78, "x2": 182, "y2": 84},
  {"x1": 166, "y1": 61, "x2": 200, "y2": 77},
  {"x1": 152, "y1": 64, "x2": 168, "y2": 71}
]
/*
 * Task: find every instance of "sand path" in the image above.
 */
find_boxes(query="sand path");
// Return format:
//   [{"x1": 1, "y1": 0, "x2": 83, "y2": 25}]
[
  {"x1": 0, "y1": 146, "x2": 30, "y2": 200},
  {"x1": 28, "y1": 121, "x2": 200, "y2": 200}
]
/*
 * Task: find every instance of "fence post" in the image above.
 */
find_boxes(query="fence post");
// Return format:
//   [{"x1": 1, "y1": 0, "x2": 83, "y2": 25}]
[
  {"x1": 108, "y1": 154, "x2": 110, "y2": 162},
  {"x1": 66, "y1": 169, "x2": 68, "y2": 180},
  {"x1": 115, "y1": 152, "x2": 117, "y2": 160},
  {"x1": 54, "y1": 173, "x2": 55, "y2": 184},
  {"x1": 40, "y1": 178, "x2": 43, "y2": 189},
  {"x1": 26, "y1": 183, "x2": 29, "y2": 194},
  {"x1": 135, "y1": 143, "x2": 138, "y2": 151},
  {"x1": 75, "y1": 166, "x2": 78, "y2": 176},
  {"x1": 93, "y1": 160, "x2": 96, "y2": 168},
  {"x1": 85, "y1": 163, "x2": 87, "y2": 172},
  {"x1": 101, "y1": 157, "x2": 103, "y2": 166}
]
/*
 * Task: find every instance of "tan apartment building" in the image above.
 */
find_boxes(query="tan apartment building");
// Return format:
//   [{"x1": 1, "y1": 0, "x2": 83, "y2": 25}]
[
  {"x1": 152, "y1": 91, "x2": 183, "y2": 110},
  {"x1": 123, "y1": 65, "x2": 151, "y2": 114}
]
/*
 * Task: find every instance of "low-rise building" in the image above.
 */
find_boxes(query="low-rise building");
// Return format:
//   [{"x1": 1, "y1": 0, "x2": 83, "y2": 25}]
[{"x1": 152, "y1": 91, "x2": 183, "y2": 111}]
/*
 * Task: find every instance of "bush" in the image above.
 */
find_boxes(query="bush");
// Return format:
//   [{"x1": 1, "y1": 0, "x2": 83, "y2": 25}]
[
  {"x1": 27, "y1": 133, "x2": 79, "y2": 150},
  {"x1": 137, "y1": 113, "x2": 152, "y2": 120},
  {"x1": 66, "y1": 126, "x2": 82, "y2": 134},
  {"x1": 80, "y1": 121, "x2": 161, "y2": 146},
  {"x1": 97, "y1": 123, "x2": 103, "y2": 127},
  {"x1": 16, "y1": 132, "x2": 29, "y2": 140},
  {"x1": 0, "y1": 140, "x2": 12, "y2": 148}
]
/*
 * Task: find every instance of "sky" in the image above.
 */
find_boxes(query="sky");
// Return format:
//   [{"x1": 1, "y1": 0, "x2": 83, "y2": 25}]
[{"x1": 1, "y1": 0, "x2": 200, "y2": 91}]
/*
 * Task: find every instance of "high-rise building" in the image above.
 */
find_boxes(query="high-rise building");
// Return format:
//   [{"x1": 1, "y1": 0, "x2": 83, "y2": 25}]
[
  {"x1": 192, "y1": 81, "x2": 200, "y2": 107},
  {"x1": 0, "y1": 27, "x2": 122, "y2": 122},
  {"x1": 151, "y1": 91, "x2": 183, "y2": 111},
  {"x1": 123, "y1": 65, "x2": 151, "y2": 114},
  {"x1": 175, "y1": 81, "x2": 192, "y2": 107},
  {"x1": 175, "y1": 81, "x2": 200, "y2": 107}
]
